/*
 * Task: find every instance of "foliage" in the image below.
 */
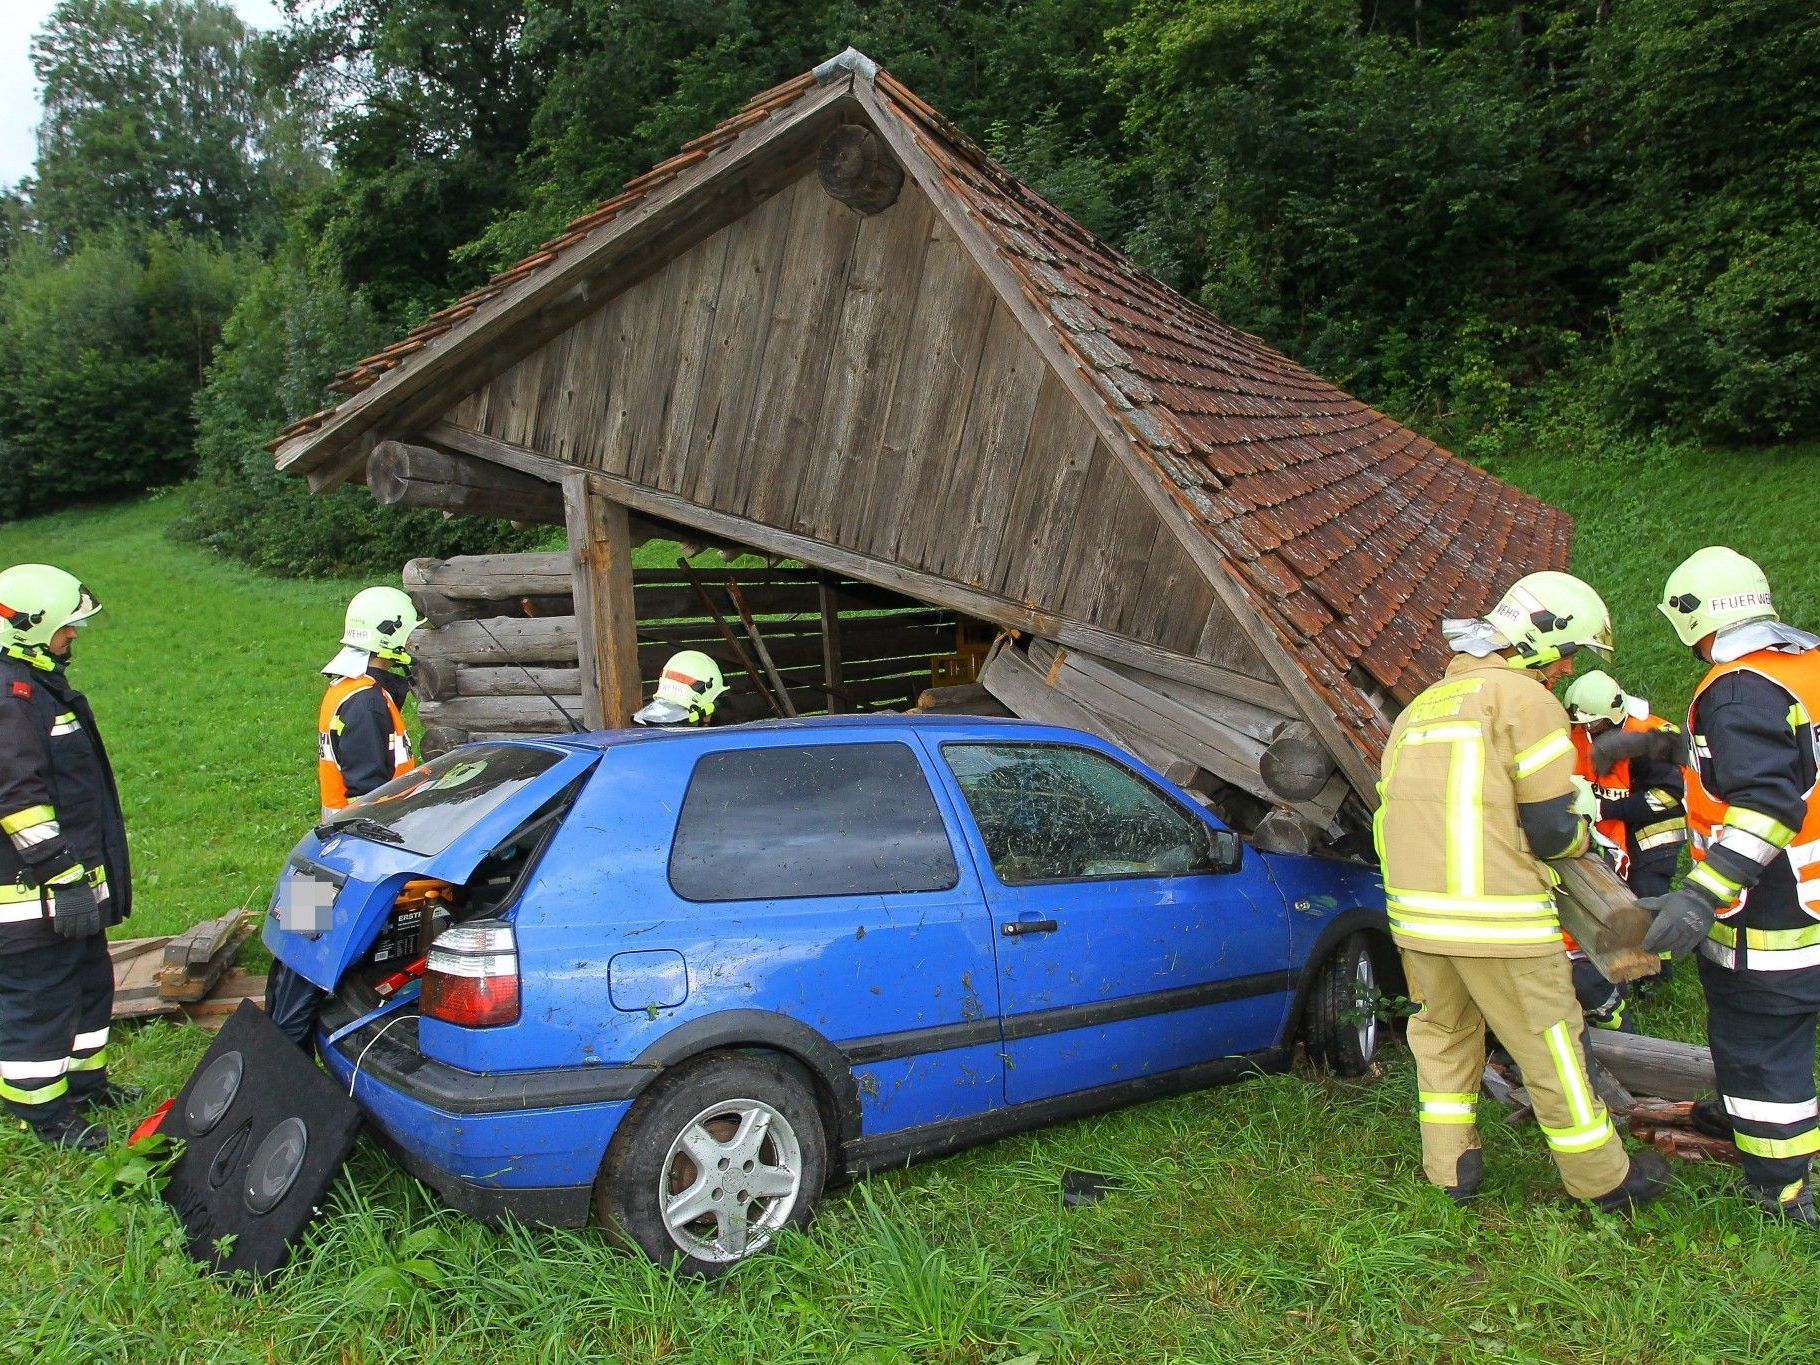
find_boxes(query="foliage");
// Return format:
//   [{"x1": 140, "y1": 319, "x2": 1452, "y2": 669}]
[
  {"x1": 30, "y1": 0, "x2": 279, "y2": 249},
  {"x1": 0, "y1": 232, "x2": 255, "y2": 516},
  {"x1": 176, "y1": 250, "x2": 535, "y2": 576}
]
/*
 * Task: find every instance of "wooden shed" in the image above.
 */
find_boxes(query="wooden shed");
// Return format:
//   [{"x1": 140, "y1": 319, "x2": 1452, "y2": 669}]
[{"x1": 270, "y1": 49, "x2": 1570, "y2": 851}]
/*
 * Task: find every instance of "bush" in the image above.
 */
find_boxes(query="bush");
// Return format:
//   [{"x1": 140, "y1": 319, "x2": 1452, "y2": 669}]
[
  {"x1": 177, "y1": 251, "x2": 536, "y2": 575},
  {"x1": 0, "y1": 233, "x2": 252, "y2": 516}
]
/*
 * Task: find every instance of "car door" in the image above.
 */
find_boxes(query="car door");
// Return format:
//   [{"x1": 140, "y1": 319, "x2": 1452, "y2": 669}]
[{"x1": 934, "y1": 737, "x2": 1294, "y2": 1107}]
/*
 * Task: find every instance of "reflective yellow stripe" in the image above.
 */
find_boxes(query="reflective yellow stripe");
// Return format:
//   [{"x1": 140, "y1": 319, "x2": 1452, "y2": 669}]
[
  {"x1": 1724, "y1": 806, "x2": 1796, "y2": 847},
  {"x1": 0, "y1": 1076, "x2": 67, "y2": 1105},
  {"x1": 1712, "y1": 921, "x2": 1820, "y2": 951},
  {"x1": 1386, "y1": 888, "x2": 1554, "y2": 911},
  {"x1": 1389, "y1": 917, "x2": 1564, "y2": 945},
  {"x1": 64, "y1": 1048, "x2": 106, "y2": 1074},
  {"x1": 1791, "y1": 702, "x2": 1810, "y2": 730},
  {"x1": 1418, "y1": 1091, "x2": 1478, "y2": 1124},
  {"x1": 0, "y1": 882, "x2": 41, "y2": 906},
  {"x1": 1542, "y1": 1115, "x2": 1617, "y2": 1152},
  {"x1": 1513, "y1": 729, "x2": 1573, "y2": 779},
  {"x1": 1735, "y1": 1130, "x2": 1820, "y2": 1159},
  {"x1": 0, "y1": 805, "x2": 54, "y2": 835},
  {"x1": 1689, "y1": 862, "x2": 1741, "y2": 901},
  {"x1": 1547, "y1": 1021, "x2": 1594, "y2": 1127},
  {"x1": 1451, "y1": 732, "x2": 1484, "y2": 898}
]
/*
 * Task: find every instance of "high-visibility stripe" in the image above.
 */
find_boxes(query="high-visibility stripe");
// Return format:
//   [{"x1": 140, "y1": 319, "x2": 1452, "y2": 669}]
[
  {"x1": 1547, "y1": 1020, "x2": 1595, "y2": 1127},
  {"x1": 1389, "y1": 917, "x2": 1564, "y2": 945},
  {"x1": 71, "y1": 1027, "x2": 108, "y2": 1052},
  {"x1": 1644, "y1": 788, "x2": 1680, "y2": 813},
  {"x1": 1635, "y1": 819, "x2": 1688, "y2": 851},
  {"x1": 0, "y1": 806, "x2": 55, "y2": 836},
  {"x1": 1703, "y1": 927, "x2": 1820, "y2": 971},
  {"x1": 0, "y1": 1058, "x2": 67, "y2": 1081},
  {"x1": 1735, "y1": 1130, "x2": 1820, "y2": 1160},
  {"x1": 1513, "y1": 729, "x2": 1573, "y2": 779},
  {"x1": 1541, "y1": 1115, "x2": 1617, "y2": 1152},
  {"x1": 1713, "y1": 827, "x2": 1785, "y2": 866},
  {"x1": 1724, "y1": 1095, "x2": 1820, "y2": 1124},
  {"x1": 1724, "y1": 806, "x2": 1796, "y2": 847},
  {"x1": 1688, "y1": 862, "x2": 1742, "y2": 902},
  {"x1": 1386, "y1": 888, "x2": 1555, "y2": 910},
  {"x1": 1418, "y1": 1091, "x2": 1478, "y2": 1124},
  {"x1": 48, "y1": 713, "x2": 79, "y2": 737},
  {"x1": 0, "y1": 1076, "x2": 67, "y2": 1105},
  {"x1": 1791, "y1": 702, "x2": 1811, "y2": 730},
  {"x1": 65, "y1": 1049, "x2": 106, "y2": 1073},
  {"x1": 1451, "y1": 733, "x2": 1484, "y2": 898}
]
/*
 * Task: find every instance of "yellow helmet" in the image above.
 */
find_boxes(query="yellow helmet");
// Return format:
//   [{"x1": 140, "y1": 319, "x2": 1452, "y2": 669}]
[
  {"x1": 1562, "y1": 669, "x2": 1626, "y2": 725},
  {"x1": 0, "y1": 564, "x2": 102, "y2": 655},
  {"x1": 1658, "y1": 546, "x2": 1776, "y2": 648},
  {"x1": 342, "y1": 587, "x2": 424, "y2": 666},
  {"x1": 633, "y1": 650, "x2": 728, "y2": 725},
  {"x1": 1484, "y1": 571, "x2": 1613, "y2": 669}
]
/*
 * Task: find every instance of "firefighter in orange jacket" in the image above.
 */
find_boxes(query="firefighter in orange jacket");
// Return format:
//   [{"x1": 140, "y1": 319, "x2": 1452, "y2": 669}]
[
  {"x1": 1560, "y1": 669, "x2": 1688, "y2": 1029},
  {"x1": 317, "y1": 587, "x2": 423, "y2": 817},
  {"x1": 271, "y1": 588, "x2": 424, "y2": 1048},
  {"x1": 1646, "y1": 547, "x2": 1820, "y2": 1225}
]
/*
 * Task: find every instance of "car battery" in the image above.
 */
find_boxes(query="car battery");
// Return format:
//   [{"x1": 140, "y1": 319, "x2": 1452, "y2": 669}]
[{"x1": 371, "y1": 878, "x2": 455, "y2": 965}]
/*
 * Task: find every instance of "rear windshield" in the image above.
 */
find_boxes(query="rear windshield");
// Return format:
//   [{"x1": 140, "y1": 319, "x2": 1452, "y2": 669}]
[{"x1": 326, "y1": 744, "x2": 566, "y2": 855}]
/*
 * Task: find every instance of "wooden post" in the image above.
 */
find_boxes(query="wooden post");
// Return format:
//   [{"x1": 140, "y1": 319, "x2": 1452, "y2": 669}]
[
  {"x1": 563, "y1": 472, "x2": 641, "y2": 729},
  {"x1": 818, "y1": 574, "x2": 847, "y2": 713}
]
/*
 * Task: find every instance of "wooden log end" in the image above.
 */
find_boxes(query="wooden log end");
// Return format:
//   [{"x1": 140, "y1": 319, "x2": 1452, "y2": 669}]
[{"x1": 817, "y1": 125, "x2": 904, "y2": 215}]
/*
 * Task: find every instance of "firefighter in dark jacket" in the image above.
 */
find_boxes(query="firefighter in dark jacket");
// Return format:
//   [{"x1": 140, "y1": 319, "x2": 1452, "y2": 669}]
[
  {"x1": 1560, "y1": 669, "x2": 1689, "y2": 1030},
  {"x1": 270, "y1": 587, "x2": 426, "y2": 1048},
  {"x1": 0, "y1": 564, "x2": 132, "y2": 1150},
  {"x1": 1645, "y1": 546, "x2": 1820, "y2": 1225}
]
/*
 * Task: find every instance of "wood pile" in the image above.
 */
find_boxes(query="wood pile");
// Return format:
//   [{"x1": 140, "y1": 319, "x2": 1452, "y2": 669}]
[{"x1": 112, "y1": 910, "x2": 264, "y2": 1026}]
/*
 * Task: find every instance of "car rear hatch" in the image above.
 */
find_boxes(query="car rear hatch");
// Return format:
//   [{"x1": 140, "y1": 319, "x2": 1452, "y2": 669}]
[{"x1": 264, "y1": 742, "x2": 599, "y2": 991}]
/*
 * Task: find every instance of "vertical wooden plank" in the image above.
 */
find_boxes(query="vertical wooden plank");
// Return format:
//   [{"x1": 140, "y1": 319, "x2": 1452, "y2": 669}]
[
  {"x1": 649, "y1": 229, "x2": 735, "y2": 494},
  {"x1": 990, "y1": 389, "x2": 1101, "y2": 599},
  {"x1": 791, "y1": 188, "x2": 937, "y2": 540},
  {"x1": 563, "y1": 471, "x2": 642, "y2": 729},
  {"x1": 818, "y1": 573, "x2": 847, "y2": 713},
  {"x1": 739, "y1": 180, "x2": 864, "y2": 527},
  {"x1": 528, "y1": 329, "x2": 576, "y2": 459}
]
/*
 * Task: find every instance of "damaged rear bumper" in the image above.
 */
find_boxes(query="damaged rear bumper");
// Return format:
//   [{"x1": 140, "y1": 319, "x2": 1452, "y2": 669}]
[{"x1": 317, "y1": 997, "x2": 656, "y2": 1228}]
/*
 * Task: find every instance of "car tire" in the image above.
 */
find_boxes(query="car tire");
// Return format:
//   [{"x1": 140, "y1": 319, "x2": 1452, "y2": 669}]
[
  {"x1": 595, "y1": 1052, "x2": 828, "y2": 1277},
  {"x1": 1302, "y1": 931, "x2": 1385, "y2": 1077}
]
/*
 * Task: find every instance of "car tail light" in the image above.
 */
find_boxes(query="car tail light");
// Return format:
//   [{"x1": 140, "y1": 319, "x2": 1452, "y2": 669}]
[{"x1": 422, "y1": 920, "x2": 520, "y2": 1027}]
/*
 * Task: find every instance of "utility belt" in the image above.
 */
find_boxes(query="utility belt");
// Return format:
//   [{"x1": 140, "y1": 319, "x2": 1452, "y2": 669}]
[{"x1": 0, "y1": 865, "x2": 109, "y2": 926}]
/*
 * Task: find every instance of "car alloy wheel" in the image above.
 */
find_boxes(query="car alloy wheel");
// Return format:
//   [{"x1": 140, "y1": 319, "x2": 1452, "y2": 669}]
[
  {"x1": 1353, "y1": 948, "x2": 1379, "y2": 1063},
  {"x1": 596, "y1": 1052, "x2": 828, "y2": 1277},
  {"x1": 659, "y1": 1096, "x2": 804, "y2": 1263},
  {"x1": 1302, "y1": 930, "x2": 1387, "y2": 1077}
]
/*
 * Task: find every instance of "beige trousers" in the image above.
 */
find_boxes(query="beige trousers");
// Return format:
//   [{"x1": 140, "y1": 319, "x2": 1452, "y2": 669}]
[{"x1": 1401, "y1": 947, "x2": 1631, "y2": 1199}]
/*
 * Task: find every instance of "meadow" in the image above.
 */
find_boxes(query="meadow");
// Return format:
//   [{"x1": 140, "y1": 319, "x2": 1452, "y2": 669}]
[{"x1": 0, "y1": 478, "x2": 1816, "y2": 1364}]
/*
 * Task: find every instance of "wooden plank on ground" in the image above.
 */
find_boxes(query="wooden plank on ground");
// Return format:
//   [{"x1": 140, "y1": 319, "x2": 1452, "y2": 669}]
[
  {"x1": 1586, "y1": 1030, "x2": 1716, "y2": 1102},
  {"x1": 157, "y1": 911, "x2": 255, "y2": 1003}
]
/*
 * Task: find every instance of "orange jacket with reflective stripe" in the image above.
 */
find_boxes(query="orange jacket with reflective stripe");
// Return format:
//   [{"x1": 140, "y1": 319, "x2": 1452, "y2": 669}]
[
  {"x1": 1686, "y1": 648, "x2": 1820, "y2": 919},
  {"x1": 317, "y1": 675, "x2": 414, "y2": 814},
  {"x1": 1569, "y1": 711, "x2": 1685, "y2": 869}
]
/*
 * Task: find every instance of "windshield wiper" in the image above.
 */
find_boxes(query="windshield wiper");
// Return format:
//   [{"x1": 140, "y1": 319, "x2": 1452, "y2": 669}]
[{"x1": 315, "y1": 816, "x2": 405, "y2": 845}]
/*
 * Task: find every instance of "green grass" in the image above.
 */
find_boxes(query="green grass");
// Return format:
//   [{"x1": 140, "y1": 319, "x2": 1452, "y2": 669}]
[{"x1": 1, "y1": 486, "x2": 1817, "y2": 1362}]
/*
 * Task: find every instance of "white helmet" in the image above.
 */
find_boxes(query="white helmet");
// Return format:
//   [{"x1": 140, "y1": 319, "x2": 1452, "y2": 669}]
[
  {"x1": 1562, "y1": 669, "x2": 1626, "y2": 726},
  {"x1": 342, "y1": 586, "x2": 424, "y2": 666},
  {"x1": 1483, "y1": 571, "x2": 1613, "y2": 669},
  {"x1": 633, "y1": 650, "x2": 727, "y2": 725}
]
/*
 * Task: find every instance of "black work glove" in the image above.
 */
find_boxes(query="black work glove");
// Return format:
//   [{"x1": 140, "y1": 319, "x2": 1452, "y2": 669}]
[
  {"x1": 45, "y1": 876, "x2": 102, "y2": 939},
  {"x1": 1590, "y1": 727, "x2": 1684, "y2": 776},
  {"x1": 1638, "y1": 886, "x2": 1719, "y2": 956}
]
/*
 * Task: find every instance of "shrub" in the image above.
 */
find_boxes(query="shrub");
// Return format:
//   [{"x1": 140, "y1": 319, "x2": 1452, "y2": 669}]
[{"x1": 177, "y1": 251, "x2": 536, "y2": 576}]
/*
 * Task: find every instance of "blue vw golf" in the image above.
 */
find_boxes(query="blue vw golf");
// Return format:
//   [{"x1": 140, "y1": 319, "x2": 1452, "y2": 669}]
[{"x1": 266, "y1": 715, "x2": 1389, "y2": 1274}]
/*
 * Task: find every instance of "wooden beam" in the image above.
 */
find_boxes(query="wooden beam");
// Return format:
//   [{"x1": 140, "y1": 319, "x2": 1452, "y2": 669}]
[
  {"x1": 818, "y1": 573, "x2": 847, "y2": 713},
  {"x1": 276, "y1": 77, "x2": 859, "y2": 487},
  {"x1": 817, "y1": 125, "x2": 903, "y2": 214},
  {"x1": 1259, "y1": 723, "x2": 1340, "y2": 803},
  {"x1": 563, "y1": 473, "x2": 642, "y2": 729},
  {"x1": 1586, "y1": 1032, "x2": 1716, "y2": 1102},
  {"x1": 368, "y1": 440, "x2": 564, "y2": 523},
  {"x1": 425, "y1": 426, "x2": 1295, "y2": 710}
]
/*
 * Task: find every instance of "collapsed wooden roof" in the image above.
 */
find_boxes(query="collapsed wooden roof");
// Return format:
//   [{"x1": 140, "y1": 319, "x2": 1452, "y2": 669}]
[{"x1": 271, "y1": 49, "x2": 1570, "y2": 794}]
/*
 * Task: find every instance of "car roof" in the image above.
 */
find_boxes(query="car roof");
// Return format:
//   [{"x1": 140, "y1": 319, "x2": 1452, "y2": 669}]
[{"x1": 517, "y1": 712, "x2": 1087, "y2": 753}]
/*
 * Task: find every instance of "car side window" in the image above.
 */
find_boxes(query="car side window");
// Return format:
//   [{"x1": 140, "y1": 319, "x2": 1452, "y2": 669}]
[
  {"x1": 942, "y1": 742, "x2": 1219, "y2": 885},
  {"x1": 669, "y1": 741, "x2": 959, "y2": 902}
]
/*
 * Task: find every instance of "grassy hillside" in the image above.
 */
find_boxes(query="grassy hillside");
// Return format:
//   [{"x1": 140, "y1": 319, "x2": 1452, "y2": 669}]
[{"x1": 0, "y1": 481, "x2": 1816, "y2": 1362}]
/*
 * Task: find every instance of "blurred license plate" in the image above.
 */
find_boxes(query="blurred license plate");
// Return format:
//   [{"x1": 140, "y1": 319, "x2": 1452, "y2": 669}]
[{"x1": 278, "y1": 872, "x2": 339, "y2": 934}]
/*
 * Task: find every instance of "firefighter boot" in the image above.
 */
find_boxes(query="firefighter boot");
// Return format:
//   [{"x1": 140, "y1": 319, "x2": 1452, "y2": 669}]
[
  {"x1": 1689, "y1": 1098, "x2": 1735, "y2": 1141},
  {"x1": 1588, "y1": 1150, "x2": 1671, "y2": 1214},
  {"x1": 1444, "y1": 1148, "x2": 1484, "y2": 1205},
  {"x1": 26, "y1": 1114, "x2": 106, "y2": 1152},
  {"x1": 78, "y1": 1082, "x2": 142, "y2": 1117},
  {"x1": 1745, "y1": 1178, "x2": 1819, "y2": 1228}
]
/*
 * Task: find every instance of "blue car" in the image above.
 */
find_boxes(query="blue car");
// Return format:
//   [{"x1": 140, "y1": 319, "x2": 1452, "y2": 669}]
[{"x1": 266, "y1": 715, "x2": 1389, "y2": 1274}]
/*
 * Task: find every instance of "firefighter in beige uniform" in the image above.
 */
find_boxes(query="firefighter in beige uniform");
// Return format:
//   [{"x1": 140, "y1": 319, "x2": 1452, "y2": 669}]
[{"x1": 1378, "y1": 571, "x2": 1669, "y2": 1210}]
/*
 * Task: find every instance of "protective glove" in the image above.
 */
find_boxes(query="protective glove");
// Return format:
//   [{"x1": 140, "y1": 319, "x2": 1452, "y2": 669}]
[
  {"x1": 45, "y1": 876, "x2": 102, "y2": 939},
  {"x1": 1638, "y1": 885, "x2": 1719, "y2": 957},
  {"x1": 1569, "y1": 775, "x2": 1600, "y2": 821},
  {"x1": 1590, "y1": 727, "x2": 1684, "y2": 776}
]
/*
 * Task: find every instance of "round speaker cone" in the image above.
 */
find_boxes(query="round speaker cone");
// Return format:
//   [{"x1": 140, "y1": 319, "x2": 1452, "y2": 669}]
[
  {"x1": 185, "y1": 1050, "x2": 244, "y2": 1135},
  {"x1": 244, "y1": 1116, "x2": 310, "y2": 1214},
  {"x1": 208, "y1": 1120, "x2": 253, "y2": 1190}
]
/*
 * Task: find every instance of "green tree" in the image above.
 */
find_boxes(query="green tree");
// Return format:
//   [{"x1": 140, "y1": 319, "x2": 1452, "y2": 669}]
[{"x1": 31, "y1": 0, "x2": 275, "y2": 248}]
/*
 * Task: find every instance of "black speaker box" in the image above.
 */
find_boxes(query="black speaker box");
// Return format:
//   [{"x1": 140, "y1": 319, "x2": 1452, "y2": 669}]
[{"x1": 160, "y1": 998, "x2": 363, "y2": 1280}]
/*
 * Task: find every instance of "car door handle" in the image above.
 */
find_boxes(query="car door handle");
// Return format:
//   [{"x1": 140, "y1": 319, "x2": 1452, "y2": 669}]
[{"x1": 1002, "y1": 917, "x2": 1059, "y2": 936}]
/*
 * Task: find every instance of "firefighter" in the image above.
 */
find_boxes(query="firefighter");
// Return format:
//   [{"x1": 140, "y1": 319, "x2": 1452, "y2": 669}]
[
  {"x1": 271, "y1": 587, "x2": 425, "y2": 1049},
  {"x1": 632, "y1": 651, "x2": 728, "y2": 726},
  {"x1": 1645, "y1": 546, "x2": 1820, "y2": 1225},
  {"x1": 0, "y1": 564, "x2": 134, "y2": 1150},
  {"x1": 1379, "y1": 571, "x2": 1669, "y2": 1210},
  {"x1": 1560, "y1": 669, "x2": 1689, "y2": 1030},
  {"x1": 317, "y1": 586, "x2": 424, "y2": 818}
]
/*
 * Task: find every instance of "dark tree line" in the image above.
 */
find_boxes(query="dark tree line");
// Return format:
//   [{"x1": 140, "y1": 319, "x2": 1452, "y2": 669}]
[{"x1": 2, "y1": 0, "x2": 1815, "y2": 573}]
